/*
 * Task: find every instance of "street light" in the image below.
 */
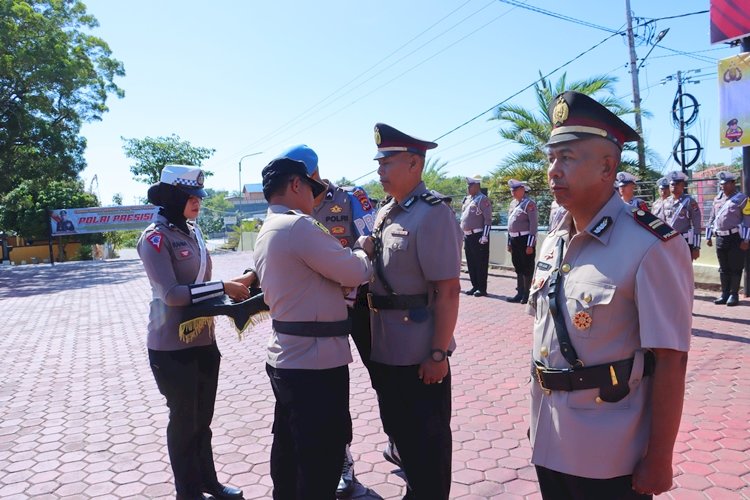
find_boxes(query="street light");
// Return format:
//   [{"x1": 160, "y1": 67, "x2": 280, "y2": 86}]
[{"x1": 238, "y1": 152, "x2": 263, "y2": 251}]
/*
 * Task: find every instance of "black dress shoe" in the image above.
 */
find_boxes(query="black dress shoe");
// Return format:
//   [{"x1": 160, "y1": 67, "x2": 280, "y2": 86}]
[
  {"x1": 726, "y1": 294, "x2": 739, "y2": 307},
  {"x1": 714, "y1": 295, "x2": 728, "y2": 305},
  {"x1": 464, "y1": 288, "x2": 477, "y2": 296},
  {"x1": 202, "y1": 483, "x2": 244, "y2": 499},
  {"x1": 506, "y1": 293, "x2": 522, "y2": 303},
  {"x1": 473, "y1": 290, "x2": 487, "y2": 297}
]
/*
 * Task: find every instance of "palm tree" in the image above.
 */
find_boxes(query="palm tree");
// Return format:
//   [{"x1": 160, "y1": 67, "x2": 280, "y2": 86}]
[{"x1": 490, "y1": 72, "x2": 659, "y2": 187}]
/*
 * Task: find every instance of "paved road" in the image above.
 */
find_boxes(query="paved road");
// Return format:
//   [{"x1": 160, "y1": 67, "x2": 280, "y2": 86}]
[{"x1": 0, "y1": 252, "x2": 748, "y2": 499}]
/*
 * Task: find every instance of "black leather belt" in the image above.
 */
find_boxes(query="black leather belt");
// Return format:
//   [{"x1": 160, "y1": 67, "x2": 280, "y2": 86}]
[
  {"x1": 533, "y1": 351, "x2": 655, "y2": 393},
  {"x1": 367, "y1": 293, "x2": 429, "y2": 310},
  {"x1": 272, "y1": 319, "x2": 351, "y2": 337}
]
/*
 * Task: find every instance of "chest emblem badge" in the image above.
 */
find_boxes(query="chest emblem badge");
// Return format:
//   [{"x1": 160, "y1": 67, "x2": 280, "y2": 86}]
[
  {"x1": 572, "y1": 311, "x2": 592, "y2": 330},
  {"x1": 331, "y1": 205, "x2": 343, "y2": 213}
]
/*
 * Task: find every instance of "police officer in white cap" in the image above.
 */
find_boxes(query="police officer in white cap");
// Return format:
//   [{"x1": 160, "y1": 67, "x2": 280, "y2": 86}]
[
  {"x1": 663, "y1": 171, "x2": 702, "y2": 260},
  {"x1": 615, "y1": 171, "x2": 648, "y2": 211},
  {"x1": 138, "y1": 165, "x2": 249, "y2": 500},
  {"x1": 460, "y1": 175, "x2": 493, "y2": 296},
  {"x1": 705, "y1": 171, "x2": 750, "y2": 306},
  {"x1": 651, "y1": 178, "x2": 670, "y2": 222},
  {"x1": 506, "y1": 179, "x2": 537, "y2": 303}
]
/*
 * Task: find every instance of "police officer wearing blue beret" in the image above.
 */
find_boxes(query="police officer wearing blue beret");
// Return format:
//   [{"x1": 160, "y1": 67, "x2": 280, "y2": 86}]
[{"x1": 362, "y1": 123, "x2": 461, "y2": 500}]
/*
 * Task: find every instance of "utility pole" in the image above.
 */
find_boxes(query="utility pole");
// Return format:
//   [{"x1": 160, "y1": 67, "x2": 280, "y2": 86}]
[{"x1": 625, "y1": 0, "x2": 646, "y2": 176}]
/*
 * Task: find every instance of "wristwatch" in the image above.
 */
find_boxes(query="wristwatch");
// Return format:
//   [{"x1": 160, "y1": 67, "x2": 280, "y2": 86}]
[{"x1": 430, "y1": 349, "x2": 447, "y2": 362}]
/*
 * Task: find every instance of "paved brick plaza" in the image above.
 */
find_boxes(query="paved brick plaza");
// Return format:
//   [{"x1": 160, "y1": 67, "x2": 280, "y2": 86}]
[{"x1": 1, "y1": 251, "x2": 748, "y2": 499}]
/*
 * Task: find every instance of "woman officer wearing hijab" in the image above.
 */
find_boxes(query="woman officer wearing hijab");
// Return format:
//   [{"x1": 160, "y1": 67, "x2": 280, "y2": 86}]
[{"x1": 137, "y1": 165, "x2": 248, "y2": 500}]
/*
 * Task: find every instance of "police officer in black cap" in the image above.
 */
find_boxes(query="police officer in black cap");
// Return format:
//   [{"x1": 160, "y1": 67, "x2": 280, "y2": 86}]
[
  {"x1": 253, "y1": 158, "x2": 374, "y2": 499},
  {"x1": 362, "y1": 123, "x2": 461, "y2": 500}
]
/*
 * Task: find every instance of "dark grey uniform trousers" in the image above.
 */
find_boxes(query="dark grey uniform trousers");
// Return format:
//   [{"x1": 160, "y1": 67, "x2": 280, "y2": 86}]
[
  {"x1": 369, "y1": 361, "x2": 452, "y2": 500},
  {"x1": 149, "y1": 343, "x2": 221, "y2": 497},
  {"x1": 266, "y1": 363, "x2": 351, "y2": 500},
  {"x1": 510, "y1": 235, "x2": 535, "y2": 292},
  {"x1": 716, "y1": 233, "x2": 746, "y2": 293},
  {"x1": 464, "y1": 232, "x2": 490, "y2": 293},
  {"x1": 535, "y1": 465, "x2": 651, "y2": 500}
]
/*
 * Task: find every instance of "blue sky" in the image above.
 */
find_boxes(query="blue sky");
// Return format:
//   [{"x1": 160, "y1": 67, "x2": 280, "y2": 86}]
[{"x1": 79, "y1": 0, "x2": 741, "y2": 205}]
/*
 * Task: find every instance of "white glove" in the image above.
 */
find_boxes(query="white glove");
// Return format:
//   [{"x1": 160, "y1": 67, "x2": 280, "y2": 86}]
[{"x1": 479, "y1": 236, "x2": 489, "y2": 245}]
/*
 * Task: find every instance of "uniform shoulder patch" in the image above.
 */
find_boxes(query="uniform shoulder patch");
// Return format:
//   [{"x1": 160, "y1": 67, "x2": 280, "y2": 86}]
[
  {"x1": 420, "y1": 192, "x2": 442, "y2": 206},
  {"x1": 527, "y1": 201, "x2": 536, "y2": 211},
  {"x1": 631, "y1": 208, "x2": 679, "y2": 241},
  {"x1": 146, "y1": 231, "x2": 163, "y2": 252},
  {"x1": 311, "y1": 218, "x2": 330, "y2": 234},
  {"x1": 743, "y1": 198, "x2": 750, "y2": 215}
]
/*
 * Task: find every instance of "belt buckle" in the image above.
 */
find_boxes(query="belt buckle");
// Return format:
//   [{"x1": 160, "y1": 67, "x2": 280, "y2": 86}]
[
  {"x1": 366, "y1": 293, "x2": 378, "y2": 312},
  {"x1": 534, "y1": 365, "x2": 552, "y2": 395}
]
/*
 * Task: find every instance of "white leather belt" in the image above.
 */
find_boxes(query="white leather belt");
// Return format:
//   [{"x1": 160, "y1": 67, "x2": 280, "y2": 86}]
[
  {"x1": 715, "y1": 228, "x2": 739, "y2": 236},
  {"x1": 508, "y1": 231, "x2": 530, "y2": 237},
  {"x1": 463, "y1": 228, "x2": 483, "y2": 235}
]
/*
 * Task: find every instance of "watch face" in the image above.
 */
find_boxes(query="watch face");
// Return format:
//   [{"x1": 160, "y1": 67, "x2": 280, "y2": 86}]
[{"x1": 431, "y1": 349, "x2": 445, "y2": 362}]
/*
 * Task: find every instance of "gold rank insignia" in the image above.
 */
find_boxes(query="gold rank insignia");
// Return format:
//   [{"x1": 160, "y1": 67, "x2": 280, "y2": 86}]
[
  {"x1": 573, "y1": 311, "x2": 592, "y2": 330},
  {"x1": 312, "y1": 219, "x2": 330, "y2": 234},
  {"x1": 330, "y1": 205, "x2": 343, "y2": 213},
  {"x1": 374, "y1": 126, "x2": 382, "y2": 145},
  {"x1": 743, "y1": 199, "x2": 750, "y2": 215},
  {"x1": 552, "y1": 96, "x2": 569, "y2": 126}
]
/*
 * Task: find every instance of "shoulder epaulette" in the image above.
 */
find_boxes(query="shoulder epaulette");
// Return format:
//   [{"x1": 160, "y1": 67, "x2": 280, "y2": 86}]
[
  {"x1": 420, "y1": 192, "x2": 442, "y2": 206},
  {"x1": 631, "y1": 208, "x2": 679, "y2": 241}
]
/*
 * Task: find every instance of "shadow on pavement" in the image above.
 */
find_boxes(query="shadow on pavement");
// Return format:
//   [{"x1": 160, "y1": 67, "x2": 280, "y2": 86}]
[
  {"x1": 0, "y1": 259, "x2": 144, "y2": 299},
  {"x1": 692, "y1": 327, "x2": 750, "y2": 344}
]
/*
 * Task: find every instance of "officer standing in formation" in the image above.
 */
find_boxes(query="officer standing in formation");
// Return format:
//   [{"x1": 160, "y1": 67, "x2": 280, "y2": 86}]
[
  {"x1": 460, "y1": 175, "x2": 493, "y2": 297},
  {"x1": 253, "y1": 158, "x2": 374, "y2": 499},
  {"x1": 615, "y1": 171, "x2": 649, "y2": 211},
  {"x1": 506, "y1": 179, "x2": 537, "y2": 304},
  {"x1": 663, "y1": 171, "x2": 702, "y2": 261},
  {"x1": 274, "y1": 144, "x2": 377, "y2": 498},
  {"x1": 530, "y1": 91, "x2": 692, "y2": 498},
  {"x1": 651, "y1": 177, "x2": 670, "y2": 222},
  {"x1": 138, "y1": 165, "x2": 248, "y2": 500},
  {"x1": 705, "y1": 171, "x2": 750, "y2": 307},
  {"x1": 364, "y1": 123, "x2": 461, "y2": 499}
]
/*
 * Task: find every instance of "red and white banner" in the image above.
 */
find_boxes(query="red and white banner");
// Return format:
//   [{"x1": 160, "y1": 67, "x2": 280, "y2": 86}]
[{"x1": 49, "y1": 205, "x2": 159, "y2": 236}]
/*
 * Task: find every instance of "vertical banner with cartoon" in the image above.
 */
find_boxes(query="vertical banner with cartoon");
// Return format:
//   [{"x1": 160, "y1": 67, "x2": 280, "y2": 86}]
[{"x1": 719, "y1": 53, "x2": 750, "y2": 148}]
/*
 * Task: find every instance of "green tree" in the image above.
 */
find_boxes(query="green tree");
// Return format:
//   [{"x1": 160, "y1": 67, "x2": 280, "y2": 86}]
[
  {"x1": 121, "y1": 134, "x2": 216, "y2": 184},
  {"x1": 198, "y1": 189, "x2": 234, "y2": 234},
  {"x1": 0, "y1": 178, "x2": 99, "y2": 240},
  {"x1": 0, "y1": 0, "x2": 125, "y2": 197}
]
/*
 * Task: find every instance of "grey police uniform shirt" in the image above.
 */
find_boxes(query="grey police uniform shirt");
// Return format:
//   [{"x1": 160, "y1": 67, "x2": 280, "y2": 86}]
[
  {"x1": 527, "y1": 193, "x2": 693, "y2": 479},
  {"x1": 507, "y1": 196, "x2": 538, "y2": 246},
  {"x1": 254, "y1": 205, "x2": 373, "y2": 370},
  {"x1": 650, "y1": 197, "x2": 669, "y2": 222},
  {"x1": 312, "y1": 182, "x2": 372, "y2": 247},
  {"x1": 370, "y1": 182, "x2": 461, "y2": 366},
  {"x1": 705, "y1": 190, "x2": 750, "y2": 240},
  {"x1": 460, "y1": 192, "x2": 492, "y2": 233},
  {"x1": 137, "y1": 215, "x2": 215, "y2": 351},
  {"x1": 663, "y1": 194, "x2": 702, "y2": 247}
]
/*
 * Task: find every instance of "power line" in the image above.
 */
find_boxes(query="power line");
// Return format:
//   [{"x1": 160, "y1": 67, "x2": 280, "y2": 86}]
[
  {"x1": 433, "y1": 29, "x2": 622, "y2": 142},
  {"x1": 216, "y1": 0, "x2": 499, "y2": 164},
  {"x1": 496, "y1": 0, "x2": 618, "y2": 33}
]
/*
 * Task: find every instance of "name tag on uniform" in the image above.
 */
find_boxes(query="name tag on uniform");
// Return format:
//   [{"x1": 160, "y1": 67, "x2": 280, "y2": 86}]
[
  {"x1": 392, "y1": 230, "x2": 409, "y2": 237},
  {"x1": 536, "y1": 261, "x2": 551, "y2": 271}
]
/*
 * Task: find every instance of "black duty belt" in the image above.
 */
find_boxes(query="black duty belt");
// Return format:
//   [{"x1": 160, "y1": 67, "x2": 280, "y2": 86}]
[
  {"x1": 272, "y1": 319, "x2": 351, "y2": 337},
  {"x1": 533, "y1": 351, "x2": 655, "y2": 402},
  {"x1": 367, "y1": 293, "x2": 429, "y2": 310}
]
